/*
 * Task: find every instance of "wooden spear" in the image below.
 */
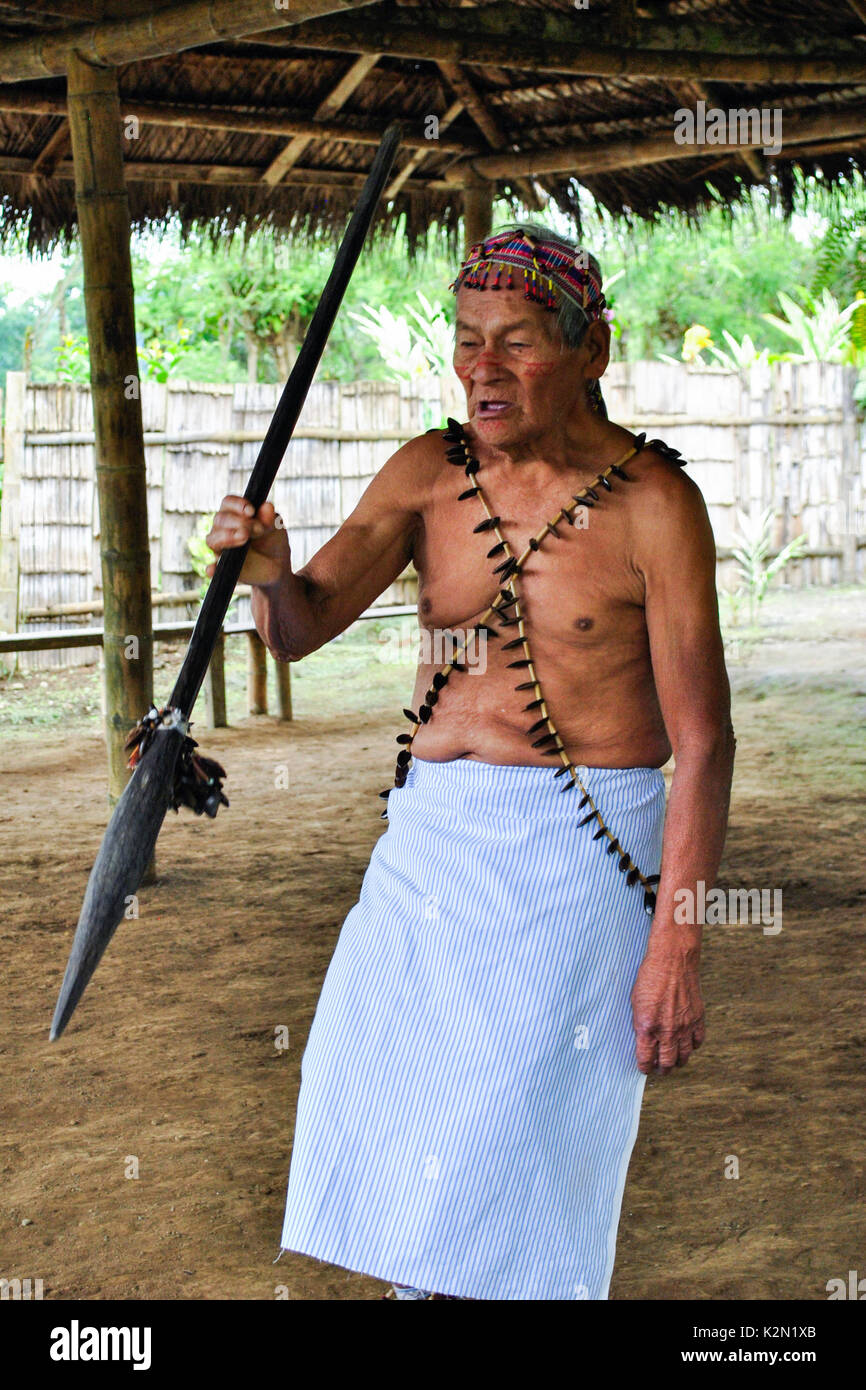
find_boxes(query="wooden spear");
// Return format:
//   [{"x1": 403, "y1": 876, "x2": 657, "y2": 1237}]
[{"x1": 50, "y1": 121, "x2": 403, "y2": 1041}]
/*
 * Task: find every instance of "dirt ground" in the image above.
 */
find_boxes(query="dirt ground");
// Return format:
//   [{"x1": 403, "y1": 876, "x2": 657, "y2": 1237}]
[{"x1": 1, "y1": 587, "x2": 864, "y2": 1301}]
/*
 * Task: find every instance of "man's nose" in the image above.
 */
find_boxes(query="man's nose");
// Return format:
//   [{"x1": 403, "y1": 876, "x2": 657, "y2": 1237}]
[{"x1": 471, "y1": 351, "x2": 508, "y2": 382}]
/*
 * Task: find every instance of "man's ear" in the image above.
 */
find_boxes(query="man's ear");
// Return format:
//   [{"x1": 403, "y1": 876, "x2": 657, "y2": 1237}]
[{"x1": 583, "y1": 320, "x2": 611, "y2": 378}]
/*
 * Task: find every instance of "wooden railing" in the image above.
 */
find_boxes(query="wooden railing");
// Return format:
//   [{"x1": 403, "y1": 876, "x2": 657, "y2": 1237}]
[{"x1": 0, "y1": 602, "x2": 417, "y2": 725}]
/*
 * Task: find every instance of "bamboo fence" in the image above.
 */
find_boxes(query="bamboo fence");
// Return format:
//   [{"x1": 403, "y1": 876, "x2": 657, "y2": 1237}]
[{"x1": 1, "y1": 361, "x2": 863, "y2": 671}]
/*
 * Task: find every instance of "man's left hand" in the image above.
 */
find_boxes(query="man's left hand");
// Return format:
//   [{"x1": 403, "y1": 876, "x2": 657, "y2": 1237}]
[{"x1": 631, "y1": 945, "x2": 705, "y2": 1076}]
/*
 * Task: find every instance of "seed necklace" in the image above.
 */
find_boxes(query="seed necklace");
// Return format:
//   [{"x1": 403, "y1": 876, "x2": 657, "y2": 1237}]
[{"x1": 379, "y1": 418, "x2": 687, "y2": 915}]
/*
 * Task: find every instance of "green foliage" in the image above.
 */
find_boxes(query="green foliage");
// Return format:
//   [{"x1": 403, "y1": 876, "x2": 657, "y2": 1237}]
[
  {"x1": 137, "y1": 325, "x2": 192, "y2": 382},
  {"x1": 55, "y1": 332, "x2": 90, "y2": 383},
  {"x1": 2, "y1": 182, "x2": 866, "y2": 387},
  {"x1": 53, "y1": 322, "x2": 193, "y2": 383},
  {"x1": 705, "y1": 330, "x2": 770, "y2": 370},
  {"x1": 187, "y1": 512, "x2": 239, "y2": 613},
  {"x1": 348, "y1": 290, "x2": 454, "y2": 430},
  {"x1": 731, "y1": 506, "x2": 808, "y2": 626},
  {"x1": 130, "y1": 225, "x2": 456, "y2": 385},
  {"x1": 595, "y1": 195, "x2": 815, "y2": 361},
  {"x1": 349, "y1": 289, "x2": 454, "y2": 379},
  {"x1": 188, "y1": 512, "x2": 215, "y2": 600},
  {"x1": 761, "y1": 287, "x2": 859, "y2": 363},
  {"x1": 810, "y1": 204, "x2": 866, "y2": 339}
]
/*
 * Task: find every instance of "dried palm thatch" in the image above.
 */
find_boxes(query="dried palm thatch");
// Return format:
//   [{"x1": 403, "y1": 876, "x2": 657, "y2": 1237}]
[{"x1": 0, "y1": 0, "x2": 865, "y2": 253}]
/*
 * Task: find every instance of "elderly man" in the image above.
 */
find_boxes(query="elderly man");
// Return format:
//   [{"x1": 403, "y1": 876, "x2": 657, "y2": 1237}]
[{"x1": 206, "y1": 223, "x2": 735, "y2": 1301}]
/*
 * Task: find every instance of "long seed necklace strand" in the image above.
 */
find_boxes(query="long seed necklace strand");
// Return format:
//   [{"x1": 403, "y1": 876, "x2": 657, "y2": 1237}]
[{"x1": 380, "y1": 419, "x2": 686, "y2": 915}]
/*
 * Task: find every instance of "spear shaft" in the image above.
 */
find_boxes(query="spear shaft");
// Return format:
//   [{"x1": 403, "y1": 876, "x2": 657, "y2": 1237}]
[{"x1": 50, "y1": 122, "x2": 403, "y2": 1041}]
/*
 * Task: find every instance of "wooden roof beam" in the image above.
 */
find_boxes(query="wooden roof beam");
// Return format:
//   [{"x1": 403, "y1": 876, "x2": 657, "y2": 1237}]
[
  {"x1": 0, "y1": 85, "x2": 482, "y2": 155},
  {"x1": 262, "y1": 51, "x2": 380, "y2": 185},
  {"x1": 384, "y1": 96, "x2": 464, "y2": 198},
  {"x1": 689, "y1": 79, "x2": 766, "y2": 182},
  {"x1": 774, "y1": 136, "x2": 866, "y2": 159},
  {"x1": 443, "y1": 107, "x2": 866, "y2": 181},
  {"x1": 0, "y1": 153, "x2": 451, "y2": 193},
  {"x1": 436, "y1": 61, "x2": 543, "y2": 212},
  {"x1": 31, "y1": 117, "x2": 69, "y2": 174},
  {"x1": 262, "y1": 7, "x2": 866, "y2": 85},
  {"x1": 0, "y1": 0, "x2": 380, "y2": 84}
]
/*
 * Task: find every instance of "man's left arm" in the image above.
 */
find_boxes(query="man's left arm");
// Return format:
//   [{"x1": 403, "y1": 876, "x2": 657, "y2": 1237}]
[{"x1": 632, "y1": 463, "x2": 736, "y2": 1076}]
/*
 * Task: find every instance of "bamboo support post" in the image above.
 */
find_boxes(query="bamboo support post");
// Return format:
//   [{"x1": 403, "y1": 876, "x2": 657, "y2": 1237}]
[
  {"x1": 247, "y1": 630, "x2": 268, "y2": 714},
  {"x1": 0, "y1": 372, "x2": 25, "y2": 667},
  {"x1": 841, "y1": 371, "x2": 860, "y2": 584},
  {"x1": 67, "y1": 54, "x2": 153, "y2": 810},
  {"x1": 203, "y1": 631, "x2": 228, "y2": 728},
  {"x1": 275, "y1": 658, "x2": 293, "y2": 721},
  {"x1": 461, "y1": 172, "x2": 493, "y2": 255}
]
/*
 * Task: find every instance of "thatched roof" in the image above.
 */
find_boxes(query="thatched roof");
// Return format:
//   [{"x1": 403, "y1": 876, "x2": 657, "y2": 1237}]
[{"x1": 1, "y1": 0, "x2": 866, "y2": 253}]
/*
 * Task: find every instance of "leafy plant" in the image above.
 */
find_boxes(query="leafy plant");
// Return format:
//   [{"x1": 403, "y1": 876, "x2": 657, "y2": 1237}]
[
  {"x1": 349, "y1": 290, "x2": 455, "y2": 428},
  {"x1": 55, "y1": 332, "x2": 91, "y2": 383},
  {"x1": 719, "y1": 586, "x2": 747, "y2": 629},
  {"x1": 730, "y1": 506, "x2": 808, "y2": 625},
  {"x1": 138, "y1": 324, "x2": 191, "y2": 382},
  {"x1": 187, "y1": 512, "x2": 237, "y2": 614},
  {"x1": 761, "y1": 288, "x2": 860, "y2": 363},
  {"x1": 349, "y1": 290, "x2": 453, "y2": 380},
  {"x1": 810, "y1": 204, "x2": 866, "y2": 354},
  {"x1": 705, "y1": 330, "x2": 770, "y2": 370}
]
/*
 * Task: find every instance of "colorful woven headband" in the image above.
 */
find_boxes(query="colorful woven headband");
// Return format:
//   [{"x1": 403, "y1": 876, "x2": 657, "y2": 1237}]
[
  {"x1": 449, "y1": 229, "x2": 607, "y2": 321},
  {"x1": 450, "y1": 229, "x2": 609, "y2": 417}
]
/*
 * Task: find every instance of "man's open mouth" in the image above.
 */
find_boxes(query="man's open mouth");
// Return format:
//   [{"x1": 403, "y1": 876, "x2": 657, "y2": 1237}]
[{"x1": 476, "y1": 400, "x2": 513, "y2": 417}]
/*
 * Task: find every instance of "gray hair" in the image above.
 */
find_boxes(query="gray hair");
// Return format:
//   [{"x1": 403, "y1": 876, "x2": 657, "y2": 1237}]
[{"x1": 483, "y1": 220, "x2": 603, "y2": 351}]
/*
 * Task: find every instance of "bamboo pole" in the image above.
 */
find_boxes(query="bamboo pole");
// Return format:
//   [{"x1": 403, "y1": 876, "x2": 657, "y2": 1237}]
[
  {"x1": 22, "y1": 589, "x2": 248, "y2": 621},
  {"x1": 203, "y1": 632, "x2": 228, "y2": 728},
  {"x1": 0, "y1": 154, "x2": 446, "y2": 194},
  {"x1": 437, "y1": 63, "x2": 542, "y2": 213},
  {"x1": 247, "y1": 630, "x2": 268, "y2": 714},
  {"x1": 0, "y1": 0, "x2": 379, "y2": 85},
  {"x1": 67, "y1": 54, "x2": 152, "y2": 809},
  {"x1": 0, "y1": 373, "x2": 25, "y2": 662},
  {"x1": 462, "y1": 173, "x2": 493, "y2": 254},
  {"x1": 4, "y1": 100, "x2": 861, "y2": 193},
  {"x1": 269, "y1": 11, "x2": 866, "y2": 85},
  {"x1": 275, "y1": 659, "x2": 293, "y2": 721},
  {"x1": 0, "y1": 86, "x2": 478, "y2": 156},
  {"x1": 445, "y1": 107, "x2": 866, "y2": 182},
  {"x1": 0, "y1": 609, "x2": 421, "y2": 655}
]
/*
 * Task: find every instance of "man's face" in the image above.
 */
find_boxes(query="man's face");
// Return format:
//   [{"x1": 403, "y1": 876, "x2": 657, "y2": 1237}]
[{"x1": 453, "y1": 283, "x2": 605, "y2": 446}]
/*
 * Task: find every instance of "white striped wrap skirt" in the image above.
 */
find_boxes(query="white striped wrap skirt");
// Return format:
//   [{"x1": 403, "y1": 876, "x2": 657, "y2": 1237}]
[{"x1": 280, "y1": 755, "x2": 666, "y2": 1300}]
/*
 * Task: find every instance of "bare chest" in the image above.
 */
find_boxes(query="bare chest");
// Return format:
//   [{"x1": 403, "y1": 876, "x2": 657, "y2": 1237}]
[{"x1": 414, "y1": 461, "x2": 646, "y2": 646}]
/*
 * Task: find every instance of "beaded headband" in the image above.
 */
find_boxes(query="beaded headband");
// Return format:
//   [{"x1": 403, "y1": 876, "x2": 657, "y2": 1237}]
[
  {"x1": 450, "y1": 229, "x2": 609, "y2": 417},
  {"x1": 450, "y1": 229, "x2": 607, "y2": 320}
]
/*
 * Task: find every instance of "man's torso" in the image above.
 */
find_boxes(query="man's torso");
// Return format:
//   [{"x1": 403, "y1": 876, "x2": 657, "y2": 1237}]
[{"x1": 406, "y1": 424, "x2": 673, "y2": 769}]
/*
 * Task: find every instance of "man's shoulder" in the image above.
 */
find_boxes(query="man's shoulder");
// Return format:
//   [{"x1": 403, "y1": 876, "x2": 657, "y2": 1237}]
[
  {"x1": 628, "y1": 435, "x2": 704, "y2": 513},
  {"x1": 361, "y1": 427, "x2": 449, "y2": 515},
  {"x1": 379, "y1": 425, "x2": 450, "y2": 480},
  {"x1": 623, "y1": 436, "x2": 714, "y2": 569}
]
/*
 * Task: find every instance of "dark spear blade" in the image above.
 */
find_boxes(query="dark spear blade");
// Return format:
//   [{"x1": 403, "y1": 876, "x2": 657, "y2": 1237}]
[
  {"x1": 50, "y1": 726, "x2": 184, "y2": 1041},
  {"x1": 50, "y1": 122, "x2": 403, "y2": 1040}
]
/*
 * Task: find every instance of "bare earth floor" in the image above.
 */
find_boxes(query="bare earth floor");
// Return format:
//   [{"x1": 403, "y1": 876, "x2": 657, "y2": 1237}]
[{"x1": 1, "y1": 588, "x2": 864, "y2": 1300}]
